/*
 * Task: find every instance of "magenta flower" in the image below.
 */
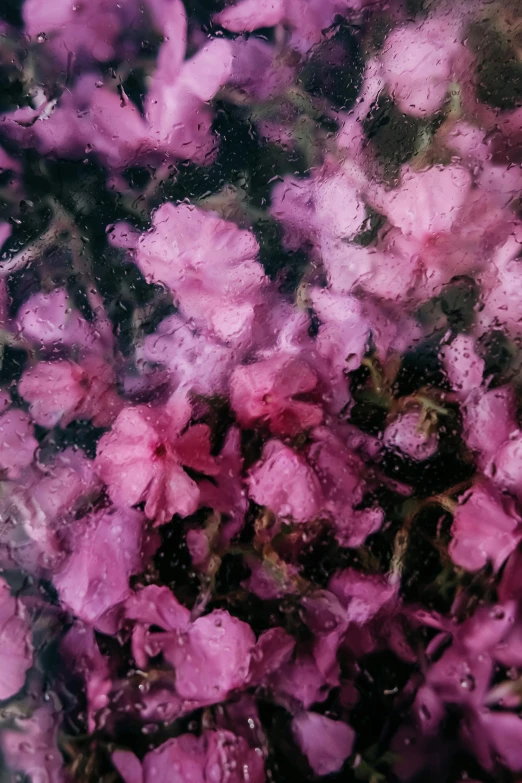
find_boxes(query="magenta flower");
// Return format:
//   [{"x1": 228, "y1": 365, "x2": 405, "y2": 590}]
[
  {"x1": 125, "y1": 589, "x2": 255, "y2": 705},
  {"x1": 463, "y1": 386, "x2": 517, "y2": 469},
  {"x1": 96, "y1": 393, "x2": 218, "y2": 523},
  {"x1": 249, "y1": 627, "x2": 296, "y2": 685},
  {"x1": 292, "y1": 712, "x2": 355, "y2": 776},
  {"x1": 5, "y1": 3, "x2": 233, "y2": 170},
  {"x1": 383, "y1": 409, "x2": 439, "y2": 462},
  {"x1": 230, "y1": 354, "x2": 323, "y2": 436},
  {"x1": 450, "y1": 483, "x2": 522, "y2": 572},
  {"x1": 114, "y1": 729, "x2": 265, "y2": 783},
  {"x1": 216, "y1": 0, "x2": 372, "y2": 53},
  {"x1": 308, "y1": 427, "x2": 382, "y2": 547},
  {"x1": 268, "y1": 647, "x2": 331, "y2": 709},
  {"x1": 3, "y1": 447, "x2": 100, "y2": 567},
  {"x1": 61, "y1": 623, "x2": 112, "y2": 733},
  {"x1": 198, "y1": 427, "x2": 248, "y2": 546},
  {"x1": 248, "y1": 440, "x2": 322, "y2": 523},
  {"x1": 163, "y1": 609, "x2": 255, "y2": 703},
  {"x1": 54, "y1": 505, "x2": 152, "y2": 632},
  {"x1": 490, "y1": 431, "x2": 522, "y2": 503},
  {"x1": 329, "y1": 568, "x2": 397, "y2": 625}
]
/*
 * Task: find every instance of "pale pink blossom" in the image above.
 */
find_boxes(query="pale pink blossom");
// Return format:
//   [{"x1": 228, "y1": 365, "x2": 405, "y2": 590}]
[
  {"x1": 379, "y1": 17, "x2": 465, "y2": 117},
  {"x1": 134, "y1": 203, "x2": 266, "y2": 345}
]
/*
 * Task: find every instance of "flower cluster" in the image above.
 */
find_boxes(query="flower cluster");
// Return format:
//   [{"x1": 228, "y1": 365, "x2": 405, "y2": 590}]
[{"x1": 0, "y1": 0, "x2": 521, "y2": 781}]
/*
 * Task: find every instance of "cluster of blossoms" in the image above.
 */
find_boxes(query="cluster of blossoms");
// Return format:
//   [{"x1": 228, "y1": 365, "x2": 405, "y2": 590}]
[{"x1": 0, "y1": 0, "x2": 522, "y2": 781}]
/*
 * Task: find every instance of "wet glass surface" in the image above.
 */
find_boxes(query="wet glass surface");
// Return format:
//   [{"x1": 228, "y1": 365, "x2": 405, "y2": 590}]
[{"x1": 0, "y1": 1, "x2": 522, "y2": 781}]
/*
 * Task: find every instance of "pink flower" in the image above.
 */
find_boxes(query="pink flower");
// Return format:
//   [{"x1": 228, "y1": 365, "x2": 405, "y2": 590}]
[
  {"x1": 29, "y1": 447, "x2": 98, "y2": 526},
  {"x1": 164, "y1": 609, "x2": 255, "y2": 703},
  {"x1": 134, "y1": 203, "x2": 266, "y2": 344},
  {"x1": 16, "y1": 287, "x2": 103, "y2": 351},
  {"x1": 3, "y1": 447, "x2": 100, "y2": 566},
  {"x1": 379, "y1": 17, "x2": 464, "y2": 117},
  {"x1": 324, "y1": 241, "x2": 422, "y2": 304},
  {"x1": 308, "y1": 288, "x2": 371, "y2": 412},
  {"x1": 249, "y1": 627, "x2": 296, "y2": 685},
  {"x1": 307, "y1": 427, "x2": 382, "y2": 547},
  {"x1": 383, "y1": 409, "x2": 438, "y2": 462},
  {"x1": 0, "y1": 408, "x2": 38, "y2": 477},
  {"x1": 449, "y1": 483, "x2": 522, "y2": 572},
  {"x1": 477, "y1": 229, "x2": 522, "y2": 340},
  {"x1": 248, "y1": 440, "x2": 322, "y2": 523},
  {"x1": 228, "y1": 37, "x2": 294, "y2": 102},
  {"x1": 96, "y1": 392, "x2": 218, "y2": 523},
  {"x1": 8, "y1": 5, "x2": 233, "y2": 170},
  {"x1": 126, "y1": 585, "x2": 191, "y2": 632},
  {"x1": 463, "y1": 386, "x2": 517, "y2": 469},
  {"x1": 270, "y1": 168, "x2": 365, "y2": 254},
  {"x1": 0, "y1": 578, "x2": 32, "y2": 700},
  {"x1": 376, "y1": 166, "x2": 472, "y2": 245},
  {"x1": 292, "y1": 712, "x2": 355, "y2": 776},
  {"x1": 127, "y1": 593, "x2": 255, "y2": 704},
  {"x1": 19, "y1": 356, "x2": 121, "y2": 429},
  {"x1": 138, "y1": 314, "x2": 238, "y2": 397},
  {"x1": 230, "y1": 354, "x2": 322, "y2": 436},
  {"x1": 144, "y1": 4, "x2": 233, "y2": 162},
  {"x1": 216, "y1": 0, "x2": 371, "y2": 54},
  {"x1": 270, "y1": 177, "x2": 316, "y2": 251},
  {"x1": 198, "y1": 427, "x2": 248, "y2": 546},
  {"x1": 114, "y1": 729, "x2": 265, "y2": 783},
  {"x1": 268, "y1": 648, "x2": 331, "y2": 709},
  {"x1": 54, "y1": 506, "x2": 152, "y2": 632},
  {"x1": 314, "y1": 171, "x2": 366, "y2": 242},
  {"x1": 329, "y1": 568, "x2": 397, "y2": 625},
  {"x1": 23, "y1": 0, "x2": 138, "y2": 64},
  {"x1": 61, "y1": 623, "x2": 112, "y2": 733},
  {"x1": 440, "y1": 335, "x2": 485, "y2": 398},
  {"x1": 490, "y1": 431, "x2": 522, "y2": 503}
]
